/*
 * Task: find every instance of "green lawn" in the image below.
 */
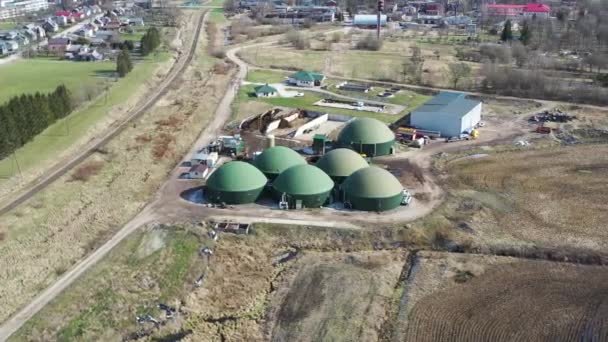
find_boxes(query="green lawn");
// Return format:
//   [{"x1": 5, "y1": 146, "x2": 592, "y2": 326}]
[
  {"x1": 246, "y1": 69, "x2": 289, "y2": 84},
  {"x1": 237, "y1": 84, "x2": 398, "y2": 123},
  {"x1": 0, "y1": 52, "x2": 170, "y2": 180},
  {"x1": 208, "y1": 8, "x2": 227, "y2": 23},
  {"x1": 205, "y1": 0, "x2": 224, "y2": 6},
  {"x1": 0, "y1": 21, "x2": 18, "y2": 30},
  {"x1": 0, "y1": 59, "x2": 114, "y2": 105},
  {"x1": 119, "y1": 27, "x2": 147, "y2": 42}
]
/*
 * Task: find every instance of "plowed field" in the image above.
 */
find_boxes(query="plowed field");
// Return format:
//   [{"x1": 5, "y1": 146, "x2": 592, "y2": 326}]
[{"x1": 400, "y1": 252, "x2": 608, "y2": 342}]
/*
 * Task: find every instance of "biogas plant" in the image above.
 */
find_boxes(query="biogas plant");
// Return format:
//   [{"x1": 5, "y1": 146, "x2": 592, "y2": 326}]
[{"x1": 186, "y1": 117, "x2": 412, "y2": 212}]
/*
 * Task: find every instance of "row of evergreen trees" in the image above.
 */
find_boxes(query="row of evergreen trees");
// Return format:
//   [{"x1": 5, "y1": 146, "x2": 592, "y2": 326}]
[
  {"x1": 0, "y1": 85, "x2": 72, "y2": 159},
  {"x1": 141, "y1": 27, "x2": 161, "y2": 56}
]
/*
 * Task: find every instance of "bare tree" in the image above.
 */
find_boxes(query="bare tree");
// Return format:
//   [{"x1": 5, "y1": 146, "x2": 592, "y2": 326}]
[{"x1": 448, "y1": 63, "x2": 472, "y2": 88}]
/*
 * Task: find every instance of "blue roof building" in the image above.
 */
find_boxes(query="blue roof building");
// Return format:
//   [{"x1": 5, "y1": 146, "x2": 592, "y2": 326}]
[{"x1": 410, "y1": 92, "x2": 482, "y2": 137}]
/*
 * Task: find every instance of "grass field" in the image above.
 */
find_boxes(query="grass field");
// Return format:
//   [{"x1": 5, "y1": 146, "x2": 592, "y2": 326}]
[
  {"x1": 208, "y1": 8, "x2": 227, "y2": 23},
  {"x1": 11, "y1": 226, "x2": 208, "y2": 341},
  {"x1": 119, "y1": 26, "x2": 148, "y2": 41},
  {"x1": 0, "y1": 52, "x2": 170, "y2": 183},
  {"x1": 428, "y1": 144, "x2": 608, "y2": 252},
  {"x1": 0, "y1": 59, "x2": 115, "y2": 105},
  {"x1": 395, "y1": 251, "x2": 608, "y2": 341},
  {"x1": 268, "y1": 251, "x2": 405, "y2": 342},
  {"x1": 0, "y1": 21, "x2": 18, "y2": 30},
  {"x1": 235, "y1": 84, "x2": 399, "y2": 123},
  {"x1": 246, "y1": 69, "x2": 289, "y2": 84},
  {"x1": 205, "y1": 0, "x2": 224, "y2": 6},
  {"x1": 0, "y1": 27, "x2": 233, "y2": 327}
]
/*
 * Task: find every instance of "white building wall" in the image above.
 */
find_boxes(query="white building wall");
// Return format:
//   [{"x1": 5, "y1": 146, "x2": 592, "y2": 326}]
[{"x1": 459, "y1": 103, "x2": 482, "y2": 134}]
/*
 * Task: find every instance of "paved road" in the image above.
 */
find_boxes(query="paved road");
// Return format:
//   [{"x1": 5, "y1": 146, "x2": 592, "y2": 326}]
[{"x1": 0, "y1": 11, "x2": 208, "y2": 341}]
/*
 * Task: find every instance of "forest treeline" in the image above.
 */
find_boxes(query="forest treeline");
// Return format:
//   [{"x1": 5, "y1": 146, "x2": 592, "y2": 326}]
[{"x1": 0, "y1": 85, "x2": 72, "y2": 159}]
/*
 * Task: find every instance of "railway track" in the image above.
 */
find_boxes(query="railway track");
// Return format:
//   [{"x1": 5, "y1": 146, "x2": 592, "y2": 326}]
[
  {"x1": 0, "y1": 10, "x2": 208, "y2": 341},
  {"x1": 0, "y1": 10, "x2": 207, "y2": 217}
]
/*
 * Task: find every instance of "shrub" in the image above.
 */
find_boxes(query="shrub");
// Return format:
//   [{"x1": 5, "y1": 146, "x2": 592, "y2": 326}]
[
  {"x1": 71, "y1": 160, "x2": 104, "y2": 182},
  {"x1": 356, "y1": 33, "x2": 382, "y2": 51},
  {"x1": 285, "y1": 30, "x2": 310, "y2": 50},
  {"x1": 211, "y1": 48, "x2": 226, "y2": 59}
]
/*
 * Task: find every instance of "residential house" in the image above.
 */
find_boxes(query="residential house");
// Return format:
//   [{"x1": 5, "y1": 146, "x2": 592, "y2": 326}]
[
  {"x1": 93, "y1": 17, "x2": 105, "y2": 27},
  {"x1": 188, "y1": 164, "x2": 209, "y2": 179},
  {"x1": 95, "y1": 29, "x2": 118, "y2": 42},
  {"x1": 0, "y1": 30, "x2": 18, "y2": 40},
  {"x1": 70, "y1": 10, "x2": 85, "y2": 21},
  {"x1": 0, "y1": 42, "x2": 9, "y2": 54},
  {"x1": 254, "y1": 84, "x2": 278, "y2": 97},
  {"x1": 42, "y1": 19, "x2": 59, "y2": 32},
  {"x1": 4, "y1": 40, "x2": 18, "y2": 52},
  {"x1": 128, "y1": 17, "x2": 144, "y2": 26},
  {"x1": 288, "y1": 70, "x2": 325, "y2": 87},
  {"x1": 52, "y1": 15, "x2": 67, "y2": 26},
  {"x1": 523, "y1": 3, "x2": 550, "y2": 19},
  {"x1": 484, "y1": 4, "x2": 524, "y2": 18},
  {"x1": 21, "y1": 28, "x2": 37, "y2": 41},
  {"x1": 14, "y1": 33, "x2": 29, "y2": 46},
  {"x1": 76, "y1": 49, "x2": 103, "y2": 61},
  {"x1": 77, "y1": 26, "x2": 94, "y2": 37},
  {"x1": 48, "y1": 37, "x2": 71, "y2": 53},
  {"x1": 23, "y1": 23, "x2": 45, "y2": 39}
]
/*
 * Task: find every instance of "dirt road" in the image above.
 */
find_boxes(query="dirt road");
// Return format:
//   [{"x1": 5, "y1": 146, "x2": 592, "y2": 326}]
[{"x1": 0, "y1": 12, "x2": 206, "y2": 217}]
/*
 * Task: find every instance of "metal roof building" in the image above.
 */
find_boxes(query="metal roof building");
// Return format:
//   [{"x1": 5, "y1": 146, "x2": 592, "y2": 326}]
[
  {"x1": 342, "y1": 167, "x2": 403, "y2": 212},
  {"x1": 353, "y1": 14, "x2": 387, "y2": 27},
  {"x1": 410, "y1": 92, "x2": 482, "y2": 137},
  {"x1": 316, "y1": 148, "x2": 368, "y2": 183},
  {"x1": 205, "y1": 161, "x2": 268, "y2": 204},
  {"x1": 253, "y1": 146, "x2": 307, "y2": 179},
  {"x1": 273, "y1": 164, "x2": 334, "y2": 208},
  {"x1": 337, "y1": 117, "x2": 395, "y2": 157}
]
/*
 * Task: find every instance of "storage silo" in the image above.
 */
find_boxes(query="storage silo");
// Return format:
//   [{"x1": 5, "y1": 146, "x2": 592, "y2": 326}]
[
  {"x1": 337, "y1": 118, "x2": 395, "y2": 157},
  {"x1": 205, "y1": 161, "x2": 268, "y2": 204},
  {"x1": 272, "y1": 164, "x2": 334, "y2": 208},
  {"x1": 342, "y1": 166, "x2": 403, "y2": 211},
  {"x1": 316, "y1": 148, "x2": 369, "y2": 183},
  {"x1": 253, "y1": 146, "x2": 306, "y2": 179}
]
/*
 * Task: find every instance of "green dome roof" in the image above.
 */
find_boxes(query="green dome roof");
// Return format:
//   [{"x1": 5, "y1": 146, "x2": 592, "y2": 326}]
[
  {"x1": 273, "y1": 164, "x2": 334, "y2": 195},
  {"x1": 316, "y1": 148, "x2": 369, "y2": 178},
  {"x1": 337, "y1": 118, "x2": 395, "y2": 145},
  {"x1": 254, "y1": 146, "x2": 306, "y2": 175},
  {"x1": 343, "y1": 167, "x2": 402, "y2": 198},
  {"x1": 207, "y1": 161, "x2": 267, "y2": 192}
]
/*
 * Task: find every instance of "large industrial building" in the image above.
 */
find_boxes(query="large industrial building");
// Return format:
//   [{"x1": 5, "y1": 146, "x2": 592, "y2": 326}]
[
  {"x1": 341, "y1": 167, "x2": 404, "y2": 212},
  {"x1": 205, "y1": 161, "x2": 268, "y2": 204},
  {"x1": 410, "y1": 92, "x2": 482, "y2": 138},
  {"x1": 316, "y1": 148, "x2": 368, "y2": 183},
  {"x1": 337, "y1": 117, "x2": 395, "y2": 157},
  {"x1": 253, "y1": 146, "x2": 307, "y2": 179},
  {"x1": 272, "y1": 164, "x2": 334, "y2": 208}
]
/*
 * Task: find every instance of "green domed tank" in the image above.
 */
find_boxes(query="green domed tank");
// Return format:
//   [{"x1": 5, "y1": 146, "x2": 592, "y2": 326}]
[
  {"x1": 206, "y1": 161, "x2": 268, "y2": 204},
  {"x1": 253, "y1": 146, "x2": 306, "y2": 179},
  {"x1": 342, "y1": 166, "x2": 403, "y2": 211},
  {"x1": 272, "y1": 164, "x2": 334, "y2": 208},
  {"x1": 337, "y1": 118, "x2": 395, "y2": 157},
  {"x1": 316, "y1": 148, "x2": 369, "y2": 183}
]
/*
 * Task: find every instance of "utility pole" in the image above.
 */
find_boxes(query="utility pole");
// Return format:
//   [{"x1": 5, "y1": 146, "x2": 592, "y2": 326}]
[{"x1": 377, "y1": 0, "x2": 383, "y2": 40}]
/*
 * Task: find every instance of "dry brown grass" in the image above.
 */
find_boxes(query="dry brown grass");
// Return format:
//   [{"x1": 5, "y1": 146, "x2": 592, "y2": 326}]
[
  {"x1": 0, "y1": 14, "x2": 236, "y2": 324},
  {"x1": 441, "y1": 144, "x2": 608, "y2": 251},
  {"x1": 70, "y1": 160, "x2": 104, "y2": 182}
]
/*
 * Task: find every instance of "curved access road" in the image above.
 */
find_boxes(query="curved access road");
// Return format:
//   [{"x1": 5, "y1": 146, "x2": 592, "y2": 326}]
[
  {"x1": 0, "y1": 10, "x2": 209, "y2": 341},
  {"x1": 0, "y1": 11, "x2": 207, "y2": 217}
]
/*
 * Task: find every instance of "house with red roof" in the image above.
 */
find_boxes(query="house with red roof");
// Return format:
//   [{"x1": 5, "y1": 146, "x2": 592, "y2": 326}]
[
  {"x1": 484, "y1": 3, "x2": 551, "y2": 19},
  {"x1": 523, "y1": 3, "x2": 551, "y2": 18}
]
